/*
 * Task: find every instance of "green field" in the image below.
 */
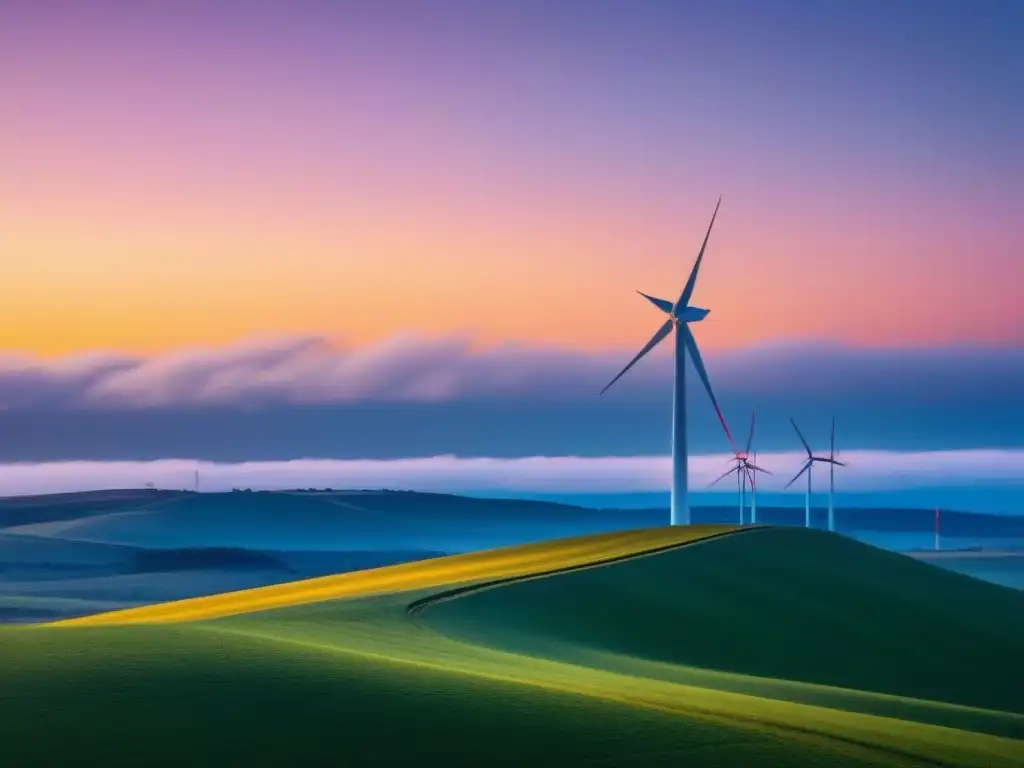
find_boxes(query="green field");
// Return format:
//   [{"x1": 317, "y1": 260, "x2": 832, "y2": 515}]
[{"x1": 2, "y1": 524, "x2": 1022, "y2": 767}]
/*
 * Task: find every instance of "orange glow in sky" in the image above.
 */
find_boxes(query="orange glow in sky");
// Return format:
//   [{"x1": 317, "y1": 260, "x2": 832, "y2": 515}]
[{"x1": 2, "y1": 2, "x2": 1020, "y2": 358}]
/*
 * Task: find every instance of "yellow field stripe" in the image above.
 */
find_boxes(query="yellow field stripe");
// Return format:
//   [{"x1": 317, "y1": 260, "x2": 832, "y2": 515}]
[{"x1": 49, "y1": 524, "x2": 740, "y2": 626}]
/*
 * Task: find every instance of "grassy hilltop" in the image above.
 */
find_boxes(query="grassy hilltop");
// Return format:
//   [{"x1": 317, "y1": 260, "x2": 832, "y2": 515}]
[{"x1": 1, "y1": 524, "x2": 1023, "y2": 767}]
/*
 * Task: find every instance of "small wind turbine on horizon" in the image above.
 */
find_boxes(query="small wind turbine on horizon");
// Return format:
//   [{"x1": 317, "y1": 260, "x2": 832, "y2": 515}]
[
  {"x1": 750, "y1": 448, "x2": 764, "y2": 523},
  {"x1": 826, "y1": 419, "x2": 845, "y2": 532},
  {"x1": 601, "y1": 196, "x2": 735, "y2": 526},
  {"x1": 709, "y1": 409, "x2": 771, "y2": 524},
  {"x1": 784, "y1": 417, "x2": 845, "y2": 529}
]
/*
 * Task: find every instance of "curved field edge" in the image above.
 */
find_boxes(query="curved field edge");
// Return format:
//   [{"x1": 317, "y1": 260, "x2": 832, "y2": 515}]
[
  {"x1": 7, "y1": 618, "x2": 979, "y2": 768},
  {"x1": 0, "y1": 623, "x2": 812, "y2": 768},
  {"x1": 416, "y1": 528, "x2": 1024, "y2": 711},
  {"x1": 406, "y1": 527, "x2": 1024, "y2": 764},
  {"x1": 46, "y1": 524, "x2": 742, "y2": 626},
  {"x1": 208, "y1": 592, "x2": 1024, "y2": 768},
  {"x1": 6, "y1": 598, "x2": 1021, "y2": 768},
  {"x1": 203, "y1": 617, "x2": 1024, "y2": 768},
  {"x1": 8, "y1": 524, "x2": 1022, "y2": 766}
]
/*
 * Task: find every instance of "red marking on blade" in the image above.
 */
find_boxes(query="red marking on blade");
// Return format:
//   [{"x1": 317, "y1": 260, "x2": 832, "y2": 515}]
[{"x1": 713, "y1": 403, "x2": 737, "y2": 452}]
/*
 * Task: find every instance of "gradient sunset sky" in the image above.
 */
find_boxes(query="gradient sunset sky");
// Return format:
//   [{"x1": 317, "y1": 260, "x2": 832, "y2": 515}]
[
  {"x1": 3, "y1": 0, "x2": 1021, "y2": 357},
  {"x1": 1, "y1": 0, "x2": 1023, "y2": 501}
]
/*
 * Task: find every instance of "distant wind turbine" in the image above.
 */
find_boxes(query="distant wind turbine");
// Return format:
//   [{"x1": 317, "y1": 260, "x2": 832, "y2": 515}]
[
  {"x1": 708, "y1": 458, "x2": 746, "y2": 523},
  {"x1": 784, "y1": 417, "x2": 845, "y2": 528},
  {"x1": 740, "y1": 410, "x2": 771, "y2": 523},
  {"x1": 709, "y1": 409, "x2": 771, "y2": 523},
  {"x1": 826, "y1": 418, "x2": 845, "y2": 531},
  {"x1": 750, "y1": 448, "x2": 764, "y2": 523},
  {"x1": 601, "y1": 196, "x2": 734, "y2": 526}
]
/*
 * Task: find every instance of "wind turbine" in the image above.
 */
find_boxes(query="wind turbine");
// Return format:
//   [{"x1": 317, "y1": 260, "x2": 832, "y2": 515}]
[
  {"x1": 738, "y1": 410, "x2": 771, "y2": 523},
  {"x1": 749, "y1": 448, "x2": 764, "y2": 523},
  {"x1": 601, "y1": 196, "x2": 734, "y2": 526},
  {"x1": 826, "y1": 418, "x2": 845, "y2": 531},
  {"x1": 708, "y1": 457, "x2": 746, "y2": 523},
  {"x1": 709, "y1": 409, "x2": 771, "y2": 523},
  {"x1": 784, "y1": 417, "x2": 845, "y2": 529}
]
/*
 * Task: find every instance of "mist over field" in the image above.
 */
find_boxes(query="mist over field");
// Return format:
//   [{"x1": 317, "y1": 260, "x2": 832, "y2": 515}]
[{"x1": 1, "y1": 450, "x2": 1023, "y2": 514}]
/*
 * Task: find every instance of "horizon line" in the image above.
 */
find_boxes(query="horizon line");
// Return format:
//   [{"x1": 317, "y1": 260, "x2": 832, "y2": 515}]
[{"x1": 1, "y1": 450, "x2": 1022, "y2": 500}]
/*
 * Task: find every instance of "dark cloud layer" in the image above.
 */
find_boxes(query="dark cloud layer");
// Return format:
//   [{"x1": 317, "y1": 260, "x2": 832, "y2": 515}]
[{"x1": 1, "y1": 334, "x2": 1021, "y2": 461}]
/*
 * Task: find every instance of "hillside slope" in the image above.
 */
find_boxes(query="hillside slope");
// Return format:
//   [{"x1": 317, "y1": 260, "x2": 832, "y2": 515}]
[
  {"x1": 1, "y1": 525, "x2": 1022, "y2": 767},
  {"x1": 420, "y1": 527, "x2": 1024, "y2": 714},
  {"x1": 50, "y1": 524, "x2": 737, "y2": 625},
  {"x1": 0, "y1": 489, "x2": 188, "y2": 528}
]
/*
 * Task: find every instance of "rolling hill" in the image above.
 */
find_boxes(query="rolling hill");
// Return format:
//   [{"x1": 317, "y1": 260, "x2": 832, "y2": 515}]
[
  {"x1": 0, "y1": 489, "x2": 189, "y2": 528},
  {"x1": 6, "y1": 489, "x2": 1024, "y2": 552},
  {"x1": 3, "y1": 488, "x2": 1022, "y2": 628},
  {"x1": 1, "y1": 489, "x2": 647, "y2": 552},
  {"x1": 1, "y1": 525, "x2": 1022, "y2": 767},
  {"x1": 0, "y1": 525, "x2": 445, "y2": 624}
]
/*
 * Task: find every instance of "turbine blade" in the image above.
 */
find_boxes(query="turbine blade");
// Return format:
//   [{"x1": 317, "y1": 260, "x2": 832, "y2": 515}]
[
  {"x1": 747, "y1": 463, "x2": 772, "y2": 475},
  {"x1": 673, "y1": 195, "x2": 722, "y2": 312},
  {"x1": 681, "y1": 324, "x2": 736, "y2": 450},
  {"x1": 709, "y1": 465, "x2": 739, "y2": 487},
  {"x1": 830, "y1": 460, "x2": 847, "y2": 467},
  {"x1": 600, "y1": 319, "x2": 674, "y2": 395},
  {"x1": 745, "y1": 408, "x2": 756, "y2": 456},
  {"x1": 636, "y1": 291, "x2": 673, "y2": 314},
  {"x1": 790, "y1": 417, "x2": 813, "y2": 457},
  {"x1": 784, "y1": 461, "x2": 812, "y2": 490}
]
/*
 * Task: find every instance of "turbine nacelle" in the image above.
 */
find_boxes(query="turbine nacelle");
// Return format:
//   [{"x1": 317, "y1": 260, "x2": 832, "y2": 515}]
[{"x1": 636, "y1": 292, "x2": 710, "y2": 323}]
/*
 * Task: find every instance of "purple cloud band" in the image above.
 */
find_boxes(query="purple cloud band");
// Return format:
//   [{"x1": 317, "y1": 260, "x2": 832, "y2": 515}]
[{"x1": 0, "y1": 332, "x2": 1020, "y2": 409}]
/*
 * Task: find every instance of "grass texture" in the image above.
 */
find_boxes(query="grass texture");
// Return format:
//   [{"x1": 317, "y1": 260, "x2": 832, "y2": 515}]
[{"x1": 1, "y1": 524, "x2": 1022, "y2": 767}]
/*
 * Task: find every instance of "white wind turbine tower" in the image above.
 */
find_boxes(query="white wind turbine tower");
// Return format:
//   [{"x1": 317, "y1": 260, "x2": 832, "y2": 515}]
[
  {"x1": 601, "y1": 196, "x2": 735, "y2": 526},
  {"x1": 784, "y1": 417, "x2": 845, "y2": 529},
  {"x1": 825, "y1": 417, "x2": 845, "y2": 532},
  {"x1": 709, "y1": 409, "x2": 771, "y2": 523}
]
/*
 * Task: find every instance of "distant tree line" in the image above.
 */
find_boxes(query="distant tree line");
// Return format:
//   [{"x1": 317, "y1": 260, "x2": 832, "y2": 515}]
[
  {"x1": 228, "y1": 487, "x2": 338, "y2": 492},
  {"x1": 221, "y1": 487, "x2": 422, "y2": 493}
]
